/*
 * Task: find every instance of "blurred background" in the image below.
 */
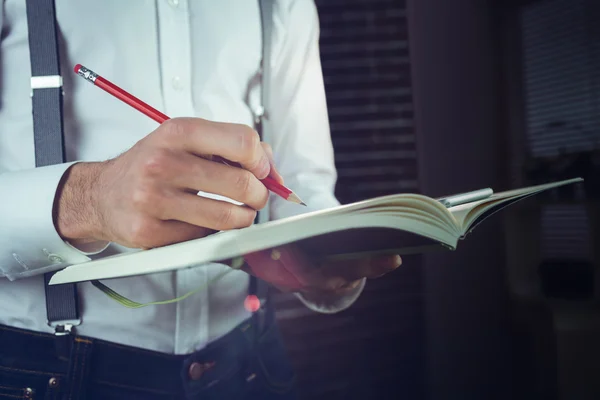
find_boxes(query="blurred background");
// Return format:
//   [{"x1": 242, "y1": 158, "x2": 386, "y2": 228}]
[{"x1": 271, "y1": 0, "x2": 600, "y2": 399}]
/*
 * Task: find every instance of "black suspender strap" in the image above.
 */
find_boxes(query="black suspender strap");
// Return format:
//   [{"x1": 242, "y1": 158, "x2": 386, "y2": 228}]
[{"x1": 25, "y1": 0, "x2": 81, "y2": 334}]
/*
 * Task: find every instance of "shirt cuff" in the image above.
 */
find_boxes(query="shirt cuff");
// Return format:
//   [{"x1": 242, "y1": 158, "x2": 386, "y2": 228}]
[
  {"x1": 294, "y1": 278, "x2": 366, "y2": 314},
  {"x1": 0, "y1": 162, "x2": 107, "y2": 280}
]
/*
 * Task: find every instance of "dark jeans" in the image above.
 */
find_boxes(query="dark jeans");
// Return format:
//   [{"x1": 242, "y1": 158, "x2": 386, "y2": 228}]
[{"x1": 0, "y1": 307, "x2": 298, "y2": 400}]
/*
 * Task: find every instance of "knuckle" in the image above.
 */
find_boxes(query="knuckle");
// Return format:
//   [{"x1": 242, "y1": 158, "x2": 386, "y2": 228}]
[
  {"x1": 211, "y1": 204, "x2": 256, "y2": 231},
  {"x1": 237, "y1": 126, "x2": 260, "y2": 159},
  {"x1": 213, "y1": 205, "x2": 235, "y2": 231},
  {"x1": 130, "y1": 186, "x2": 158, "y2": 212},
  {"x1": 140, "y1": 148, "x2": 172, "y2": 178},
  {"x1": 233, "y1": 170, "x2": 253, "y2": 197},
  {"x1": 160, "y1": 118, "x2": 186, "y2": 139}
]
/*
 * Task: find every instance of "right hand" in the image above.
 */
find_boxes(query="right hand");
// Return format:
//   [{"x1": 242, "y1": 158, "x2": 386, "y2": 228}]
[{"x1": 55, "y1": 117, "x2": 280, "y2": 249}]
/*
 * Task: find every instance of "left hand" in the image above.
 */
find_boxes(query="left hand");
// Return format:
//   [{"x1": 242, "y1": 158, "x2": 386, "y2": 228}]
[{"x1": 241, "y1": 244, "x2": 402, "y2": 297}]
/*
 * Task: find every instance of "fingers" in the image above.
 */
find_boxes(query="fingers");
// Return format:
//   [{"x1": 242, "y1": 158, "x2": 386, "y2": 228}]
[
  {"x1": 163, "y1": 192, "x2": 258, "y2": 232},
  {"x1": 321, "y1": 254, "x2": 402, "y2": 282},
  {"x1": 161, "y1": 118, "x2": 271, "y2": 179},
  {"x1": 242, "y1": 246, "x2": 327, "y2": 292},
  {"x1": 264, "y1": 245, "x2": 349, "y2": 292},
  {"x1": 95, "y1": 117, "x2": 282, "y2": 249},
  {"x1": 241, "y1": 245, "x2": 403, "y2": 296},
  {"x1": 243, "y1": 250, "x2": 305, "y2": 292},
  {"x1": 369, "y1": 255, "x2": 403, "y2": 277},
  {"x1": 167, "y1": 152, "x2": 269, "y2": 210}
]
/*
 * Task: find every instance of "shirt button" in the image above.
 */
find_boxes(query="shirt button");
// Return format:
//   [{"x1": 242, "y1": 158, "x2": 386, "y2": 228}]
[
  {"x1": 168, "y1": 0, "x2": 179, "y2": 7},
  {"x1": 171, "y1": 76, "x2": 183, "y2": 91},
  {"x1": 48, "y1": 254, "x2": 63, "y2": 263}
]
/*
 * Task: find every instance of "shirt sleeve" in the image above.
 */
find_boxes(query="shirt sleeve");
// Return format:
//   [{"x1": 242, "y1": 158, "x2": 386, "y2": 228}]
[
  {"x1": 267, "y1": 0, "x2": 365, "y2": 312},
  {"x1": 0, "y1": 163, "x2": 108, "y2": 281}
]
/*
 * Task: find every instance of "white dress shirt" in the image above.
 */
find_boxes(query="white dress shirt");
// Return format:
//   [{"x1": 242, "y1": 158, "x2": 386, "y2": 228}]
[{"x1": 0, "y1": 0, "x2": 365, "y2": 354}]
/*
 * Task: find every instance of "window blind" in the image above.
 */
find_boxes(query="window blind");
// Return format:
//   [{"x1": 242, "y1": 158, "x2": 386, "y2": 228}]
[
  {"x1": 521, "y1": 0, "x2": 600, "y2": 158},
  {"x1": 519, "y1": 0, "x2": 597, "y2": 262},
  {"x1": 272, "y1": 1, "x2": 426, "y2": 399},
  {"x1": 319, "y1": 0, "x2": 418, "y2": 203}
]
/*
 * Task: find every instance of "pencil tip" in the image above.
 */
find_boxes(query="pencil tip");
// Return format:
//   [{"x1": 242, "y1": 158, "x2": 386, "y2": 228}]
[{"x1": 287, "y1": 192, "x2": 307, "y2": 206}]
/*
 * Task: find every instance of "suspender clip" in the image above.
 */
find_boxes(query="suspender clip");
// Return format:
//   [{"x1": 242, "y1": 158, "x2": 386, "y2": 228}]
[
  {"x1": 30, "y1": 75, "x2": 63, "y2": 97},
  {"x1": 47, "y1": 318, "x2": 81, "y2": 336},
  {"x1": 47, "y1": 319, "x2": 81, "y2": 359}
]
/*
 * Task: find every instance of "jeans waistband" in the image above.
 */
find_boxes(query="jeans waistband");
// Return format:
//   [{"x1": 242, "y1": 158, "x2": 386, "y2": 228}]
[{"x1": 0, "y1": 307, "x2": 274, "y2": 397}]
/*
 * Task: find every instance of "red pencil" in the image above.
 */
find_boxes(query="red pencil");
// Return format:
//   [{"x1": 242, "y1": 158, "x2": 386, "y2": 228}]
[{"x1": 73, "y1": 64, "x2": 305, "y2": 206}]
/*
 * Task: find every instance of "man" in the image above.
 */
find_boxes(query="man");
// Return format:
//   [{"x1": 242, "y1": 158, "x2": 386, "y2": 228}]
[{"x1": 0, "y1": 1, "x2": 402, "y2": 398}]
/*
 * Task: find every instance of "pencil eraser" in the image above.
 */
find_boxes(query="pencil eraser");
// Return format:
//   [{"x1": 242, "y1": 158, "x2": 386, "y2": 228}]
[{"x1": 74, "y1": 64, "x2": 82, "y2": 73}]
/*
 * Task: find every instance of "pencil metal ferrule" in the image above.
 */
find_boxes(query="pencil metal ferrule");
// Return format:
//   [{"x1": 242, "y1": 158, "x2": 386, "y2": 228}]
[{"x1": 76, "y1": 65, "x2": 98, "y2": 84}]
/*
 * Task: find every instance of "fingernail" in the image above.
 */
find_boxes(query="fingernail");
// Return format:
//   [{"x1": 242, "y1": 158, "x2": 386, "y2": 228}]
[{"x1": 394, "y1": 255, "x2": 402, "y2": 265}]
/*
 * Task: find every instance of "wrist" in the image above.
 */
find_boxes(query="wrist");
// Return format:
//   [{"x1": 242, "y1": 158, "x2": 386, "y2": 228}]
[{"x1": 54, "y1": 161, "x2": 105, "y2": 243}]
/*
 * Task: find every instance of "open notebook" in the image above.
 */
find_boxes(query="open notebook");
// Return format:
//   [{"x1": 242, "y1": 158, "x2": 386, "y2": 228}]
[{"x1": 49, "y1": 177, "x2": 583, "y2": 285}]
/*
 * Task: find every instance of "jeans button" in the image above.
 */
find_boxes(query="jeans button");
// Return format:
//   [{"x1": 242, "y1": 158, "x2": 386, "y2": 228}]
[{"x1": 188, "y1": 361, "x2": 215, "y2": 380}]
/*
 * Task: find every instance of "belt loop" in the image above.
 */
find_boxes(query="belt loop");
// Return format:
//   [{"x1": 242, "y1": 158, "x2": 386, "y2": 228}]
[{"x1": 65, "y1": 337, "x2": 94, "y2": 399}]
